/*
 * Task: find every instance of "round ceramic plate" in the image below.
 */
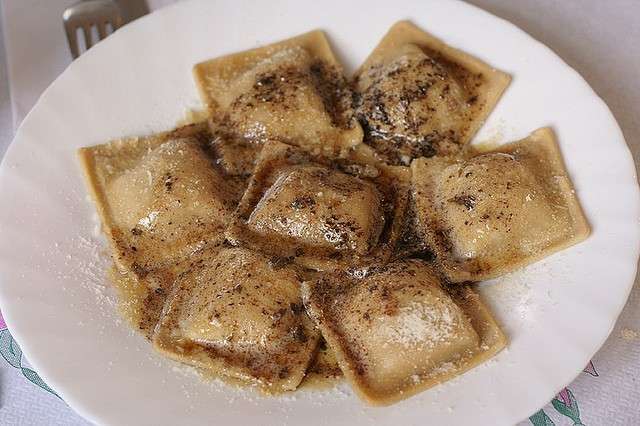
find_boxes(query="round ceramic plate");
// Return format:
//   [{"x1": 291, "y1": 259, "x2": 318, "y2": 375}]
[{"x1": 0, "y1": 0, "x2": 637, "y2": 424}]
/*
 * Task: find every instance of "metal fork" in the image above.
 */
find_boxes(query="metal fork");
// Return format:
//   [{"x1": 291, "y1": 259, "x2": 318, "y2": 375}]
[{"x1": 63, "y1": 0, "x2": 123, "y2": 59}]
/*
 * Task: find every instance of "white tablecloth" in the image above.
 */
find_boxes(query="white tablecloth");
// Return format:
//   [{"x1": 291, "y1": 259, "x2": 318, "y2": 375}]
[{"x1": 0, "y1": 1, "x2": 638, "y2": 425}]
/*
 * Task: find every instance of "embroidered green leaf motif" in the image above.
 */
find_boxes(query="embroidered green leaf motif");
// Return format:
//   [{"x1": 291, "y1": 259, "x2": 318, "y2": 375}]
[
  {"x1": 0, "y1": 329, "x2": 22, "y2": 368},
  {"x1": 0, "y1": 328, "x2": 60, "y2": 398},
  {"x1": 552, "y1": 389, "x2": 584, "y2": 425},
  {"x1": 22, "y1": 367, "x2": 60, "y2": 397},
  {"x1": 529, "y1": 409, "x2": 555, "y2": 426}
]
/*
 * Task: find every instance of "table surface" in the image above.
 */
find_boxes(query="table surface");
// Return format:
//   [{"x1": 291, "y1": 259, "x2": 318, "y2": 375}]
[{"x1": 0, "y1": 1, "x2": 638, "y2": 425}]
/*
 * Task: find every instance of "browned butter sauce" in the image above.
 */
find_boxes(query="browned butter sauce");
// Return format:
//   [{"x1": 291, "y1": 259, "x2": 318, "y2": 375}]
[
  {"x1": 110, "y1": 260, "x2": 345, "y2": 391},
  {"x1": 300, "y1": 339, "x2": 344, "y2": 389},
  {"x1": 81, "y1": 21, "x2": 554, "y2": 406}
]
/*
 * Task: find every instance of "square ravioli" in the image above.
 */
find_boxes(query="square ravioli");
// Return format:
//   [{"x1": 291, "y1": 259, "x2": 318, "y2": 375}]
[
  {"x1": 226, "y1": 140, "x2": 410, "y2": 270},
  {"x1": 194, "y1": 30, "x2": 362, "y2": 157},
  {"x1": 78, "y1": 123, "x2": 246, "y2": 336},
  {"x1": 153, "y1": 246, "x2": 319, "y2": 392},
  {"x1": 247, "y1": 165, "x2": 385, "y2": 255},
  {"x1": 411, "y1": 127, "x2": 591, "y2": 282},
  {"x1": 354, "y1": 21, "x2": 511, "y2": 165},
  {"x1": 301, "y1": 259, "x2": 506, "y2": 405}
]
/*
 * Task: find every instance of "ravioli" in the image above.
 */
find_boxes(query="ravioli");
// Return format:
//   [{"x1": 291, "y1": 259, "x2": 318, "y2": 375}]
[
  {"x1": 78, "y1": 123, "x2": 245, "y2": 336},
  {"x1": 411, "y1": 127, "x2": 591, "y2": 282},
  {"x1": 194, "y1": 31, "x2": 362, "y2": 157},
  {"x1": 74, "y1": 22, "x2": 603, "y2": 405},
  {"x1": 302, "y1": 259, "x2": 506, "y2": 405},
  {"x1": 226, "y1": 140, "x2": 410, "y2": 270},
  {"x1": 153, "y1": 246, "x2": 319, "y2": 392},
  {"x1": 354, "y1": 21, "x2": 510, "y2": 165},
  {"x1": 247, "y1": 165, "x2": 385, "y2": 255}
]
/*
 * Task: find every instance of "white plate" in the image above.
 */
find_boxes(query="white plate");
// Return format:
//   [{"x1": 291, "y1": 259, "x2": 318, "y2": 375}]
[{"x1": 0, "y1": 0, "x2": 638, "y2": 424}]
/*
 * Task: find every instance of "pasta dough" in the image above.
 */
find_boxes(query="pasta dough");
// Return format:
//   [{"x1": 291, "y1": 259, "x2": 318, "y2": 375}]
[
  {"x1": 411, "y1": 127, "x2": 590, "y2": 282},
  {"x1": 302, "y1": 259, "x2": 506, "y2": 405},
  {"x1": 153, "y1": 247, "x2": 319, "y2": 392},
  {"x1": 194, "y1": 31, "x2": 362, "y2": 157},
  {"x1": 354, "y1": 21, "x2": 510, "y2": 165},
  {"x1": 301, "y1": 338, "x2": 344, "y2": 386},
  {"x1": 209, "y1": 128, "x2": 261, "y2": 177},
  {"x1": 78, "y1": 123, "x2": 245, "y2": 336},
  {"x1": 226, "y1": 140, "x2": 410, "y2": 270}
]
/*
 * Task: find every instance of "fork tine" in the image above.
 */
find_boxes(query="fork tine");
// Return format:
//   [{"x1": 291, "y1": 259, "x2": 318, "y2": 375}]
[
  {"x1": 64, "y1": 24, "x2": 81, "y2": 59},
  {"x1": 110, "y1": 14, "x2": 123, "y2": 30},
  {"x1": 97, "y1": 22, "x2": 108, "y2": 40},
  {"x1": 82, "y1": 24, "x2": 93, "y2": 49},
  {"x1": 63, "y1": 0, "x2": 124, "y2": 58}
]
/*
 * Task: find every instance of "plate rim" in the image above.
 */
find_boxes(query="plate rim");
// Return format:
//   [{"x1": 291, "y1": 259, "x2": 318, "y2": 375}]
[{"x1": 0, "y1": 0, "x2": 638, "y2": 424}]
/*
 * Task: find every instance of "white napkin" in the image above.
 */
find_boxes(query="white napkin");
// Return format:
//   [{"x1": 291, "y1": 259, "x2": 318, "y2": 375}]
[{"x1": 2, "y1": 0, "x2": 76, "y2": 131}]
